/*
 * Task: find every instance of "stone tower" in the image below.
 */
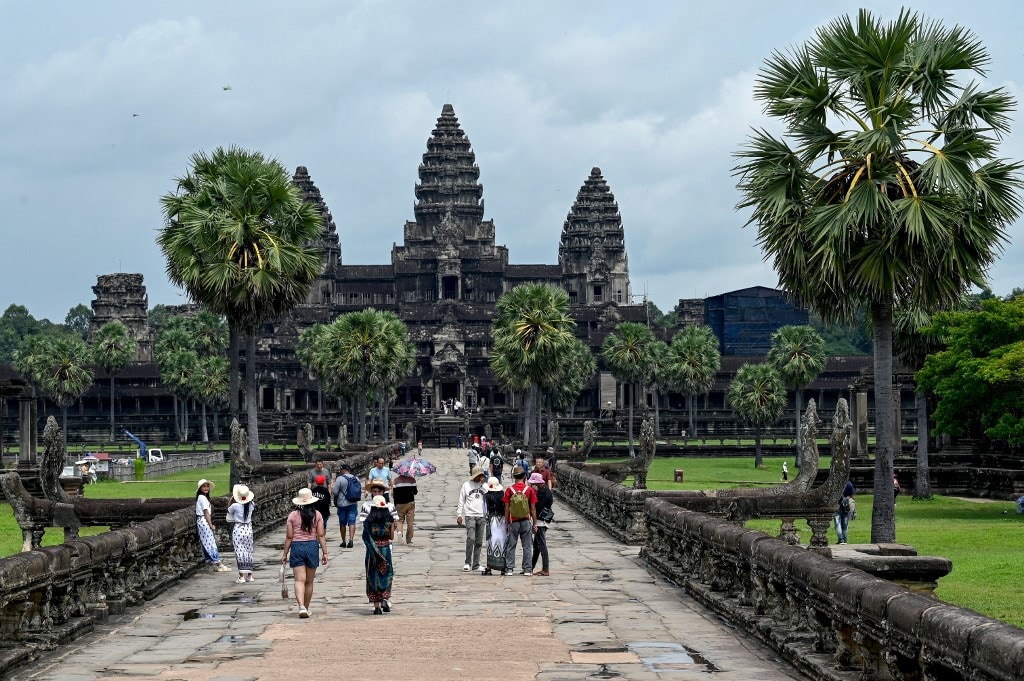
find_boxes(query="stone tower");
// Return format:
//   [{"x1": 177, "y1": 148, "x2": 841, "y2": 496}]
[
  {"x1": 89, "y1": 273, "x2": 152, "y2": 361},
  {"x1": 293, "y1": 166, "x2": 341, "y2": 305},
  {"x1": 559, "y1": 167, "x2": 631, "y2": 306}
]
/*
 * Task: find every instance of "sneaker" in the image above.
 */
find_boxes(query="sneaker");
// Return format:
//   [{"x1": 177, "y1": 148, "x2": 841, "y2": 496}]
[
  {"x1": 504, "y1": 569, "x2": 514, "y2": 576},
  {"x1": 463, "y1": 564, "x2": 471, "y2": 572},
  {"x1": 340, "y1": 542, "x2": 347, "y2": 548},
  {"x1": 235, "y1": 577, "x2": 247, "y2": 584},
  {"x1": 347, "y1": 541, "x2": 354, "y2": 548},
  {"x1": 214, "y1": 564, "x2": 231, "y2": 573},
  {"x1": 245, "y1": 576, "x2": 255, "y2": 582},
  {"x1": 406, "y1": 538, "x2": 413, "y2": 545},
  {"x1": 298, "y1": 606, "x2": 309, "y2": 619},
  {"x1": 536, "y1": 569, "x2": 550, "y2": 576},
  {"x1": 522, "y1": 571, "x2": 533, "y2": 577},
  {"x1": 476, "y1": 566, "x2": 485, "y2": 573}
]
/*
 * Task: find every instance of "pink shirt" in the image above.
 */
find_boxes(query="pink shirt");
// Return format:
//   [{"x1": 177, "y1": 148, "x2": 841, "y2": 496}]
[{"x1": 287, "y1": 510, "x2": 324, "y2": 542}]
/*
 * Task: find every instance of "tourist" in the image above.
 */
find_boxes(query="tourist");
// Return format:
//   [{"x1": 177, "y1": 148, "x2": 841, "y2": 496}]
[
  {"x1": 281, "y1": 488, "x2": 329, "y2": 618},
  {"x1": 332, "y1": 462, "x2": 361, "y2": 548},
  {"x1": 513, "y1": 449, "x2": 530, "y2": 475},
  {"x1": 363, "y1": 495, "x2": 395, "y2": 615},
  {"x1": 393, "y1": 472, "x2": 418, "y2": 545},
  {"x1": 226, "y1": 484, "x2": 256, "y2": 583},
  {"x1": 893, "y1": 472, "x2": 902, "y2": 506},
  {"x1": 488, "y1": 446, "x2": 505, "y2": 482},
  {"x1": 835, "y1": 482, "x2": 854, "y2": 545},
  {"x1": 482, "y1": 477, "x2": 506, "y2": 575},
  {"x1": 457, "y1": 467, "x2": 488, "y2": 572},
  {"x1": 417, "y1": 440, "x2": 423, "y2": 455},
  {"x1": 502, "y1": 466, "x2": 538, "y2": 576},
  {"x1": 531, "y1": 456, "x2": 553, "y2": 490},
  {"x1": 529, "y1": 472, "x2": 553, "y2": 575},
  {"x1": 367, "y1": 456, "x2": 393, "y2": 502},
  {"x1": 306, "y1": 458, "x2": 329, "y2": 488},
  {"x1": 782, "y1": 461, "x2": 789, "y2": 481},
  {"x1": 360, "y1": 480, "x2": 398, "y2": 521},
  {"x1": 310, "y1": 475, "x2": 332, "y2": 537},
  {"x1": 195, "y1": 479, "x2": 230, "y2": 572},
  {"x1": 466, "y1": 442, "x2": 481, "y2": 474}
]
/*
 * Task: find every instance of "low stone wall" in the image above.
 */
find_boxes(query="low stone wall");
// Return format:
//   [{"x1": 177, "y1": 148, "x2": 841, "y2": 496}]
[
  {"x1": 106, "y1": 452, "x2": 224, "y2": 481},
  {"x1": 556, "y1": 462, "x2": 1024, "y2": 680},
  {"x1": 0, "y1": 442, "x2": 390, "y2": 675}
]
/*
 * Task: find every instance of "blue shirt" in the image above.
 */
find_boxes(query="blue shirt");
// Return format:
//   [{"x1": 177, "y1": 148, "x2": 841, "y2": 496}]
[{"x1": 368, "y1": 466, "x2": 392, "y2": 485}]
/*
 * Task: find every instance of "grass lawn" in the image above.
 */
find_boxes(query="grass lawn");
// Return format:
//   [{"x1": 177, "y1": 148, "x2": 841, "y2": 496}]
[{"x1": 640, "y1": 456, "x2": 1024, "y2": 628}]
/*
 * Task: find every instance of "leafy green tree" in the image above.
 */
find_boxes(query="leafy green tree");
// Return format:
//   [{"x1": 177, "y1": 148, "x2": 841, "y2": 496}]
[
  {"x1": 155, "y1": 321, "x2": 196, "y2": 442},
  {"x1": 602, "y1": 322, "x2": 655, "y2": 457},
  {"x1": 190, "y1": 354, "x2": 229, "y2": 442},
  {"x1": 63, "y1": 304, "x2": 94, "y2": 340},
  {"x1": 735, "y1": 9, "x2": 1023, "y2": 542},
  {"x1": 491, "y1": 284, "x2": 577, "y2": 447},
  {"x1": 91, "y1": 321, "x2": 137, "y2": 442},
  {"x1": 544, "y1": 337, "x2": 596, "y2": 416},
  {"x1": 727, "y1": 363, "x2": 786, "y2": 468},
  {"x1": 158, "y1": 146, "x2": 324, "y2": 460},
  {"x1": 916, "y1": 296, "x2": 1024, "y2": 453},
  {"x1": 1, "y1": 304, "x2": 43, "y2": 361},
  {"x1": 668, "y1": 325, "x2": 720, "y2": 437},
  {"x1": 768, "y1": 325, "x2": 825, "y2": 465},
  {"x1": 38, "y1": 336, "x2": 95, "y2": 448}
]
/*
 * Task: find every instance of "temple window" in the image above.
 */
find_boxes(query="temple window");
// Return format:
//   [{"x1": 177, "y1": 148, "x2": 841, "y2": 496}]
[
  {"x1": 593, "y1": 285, "x2": 603, "y2": 303},
  {"x1": 569, "y1": 290, "x2": 577, "y2": 303},
  {"x1": 442, "y1": 275, "x2": 459, "y2": 300},
  {"x1": 616, "y1": 289, "x2": 623, "y2": 303}
]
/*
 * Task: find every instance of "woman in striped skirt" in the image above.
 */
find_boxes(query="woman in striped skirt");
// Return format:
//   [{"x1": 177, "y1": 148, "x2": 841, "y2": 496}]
[{"x1": 226, "y1": 484, "x2": 256, "y2": 583}]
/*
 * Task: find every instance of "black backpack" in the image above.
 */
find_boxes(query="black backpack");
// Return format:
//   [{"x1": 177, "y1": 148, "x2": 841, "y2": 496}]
[{"x1": 839, "y1": 496, "x2": 852, "y2": 516}]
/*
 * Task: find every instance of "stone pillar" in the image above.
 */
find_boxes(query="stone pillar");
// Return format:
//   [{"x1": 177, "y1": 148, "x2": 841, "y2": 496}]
[
  {"x1": 19, "y1": 393, "x2": 37, "y2": 464},
  {"x1": 893, "y1": 393, "x2": 902, "y2": 456},
  {"x1": 854, "y1": 391, "x2": 868, "y2": 456}
]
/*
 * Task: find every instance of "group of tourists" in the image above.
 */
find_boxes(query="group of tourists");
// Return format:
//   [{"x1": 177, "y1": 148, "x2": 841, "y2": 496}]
[{"x1": 457, "y1": 447, "x2": 555, "y2": 577}]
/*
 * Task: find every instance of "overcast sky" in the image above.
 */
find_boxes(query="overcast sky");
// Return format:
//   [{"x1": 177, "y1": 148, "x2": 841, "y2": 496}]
[{"x1": 2, "y1": 1, "x2": 1022, "y2": 323}]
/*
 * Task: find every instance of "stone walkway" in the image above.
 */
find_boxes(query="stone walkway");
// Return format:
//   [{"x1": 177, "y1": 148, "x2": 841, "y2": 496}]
[{"x1": 23, "y1": 448, "x2": 803, "y2": 681}]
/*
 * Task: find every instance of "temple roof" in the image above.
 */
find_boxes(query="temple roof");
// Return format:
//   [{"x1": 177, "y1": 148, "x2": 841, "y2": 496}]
[
  {"x1": 292, "y1": 166, "x2": 341, "y2": 268},
  {"x1": 504, "y1": 264, "x2": 562, "y2": 279},
  {"x1": 414, "y1": 104, "x2": 485, "y2": 226}
]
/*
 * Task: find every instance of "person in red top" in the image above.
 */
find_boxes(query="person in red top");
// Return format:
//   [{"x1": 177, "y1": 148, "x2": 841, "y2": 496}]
[
  {"x1": 502, "y1": 466, "x2": 538, "y2": 576},
  {"x1": 531, "y1": 456, "x2": 553, "y2": 490}
]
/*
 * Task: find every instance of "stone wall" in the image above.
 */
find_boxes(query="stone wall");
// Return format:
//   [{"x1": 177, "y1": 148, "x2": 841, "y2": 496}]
[
  {"x1": 0, "y1": 443, "x2": 387, "y2": 676},
  {"x1": 106, "y1": 452, "x2": 224, "y2": 481},
  {"x1": 555, "y1": 463, "x2": 1024, "y2": 680}
]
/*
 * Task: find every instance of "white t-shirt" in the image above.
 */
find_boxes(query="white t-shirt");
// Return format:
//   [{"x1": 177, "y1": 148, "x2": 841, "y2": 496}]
[
  {"x1": 195, "y1": 495, "x2": 211, "y2": 517},
  {"x1": 226, "y1": 501, "x2": 254, "y2": 524}
]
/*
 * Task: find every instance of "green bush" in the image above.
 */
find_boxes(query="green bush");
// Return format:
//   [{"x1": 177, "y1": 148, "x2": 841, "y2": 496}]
[{"x1": 133, "y1": 458, "x2": 146, "y2": 481}]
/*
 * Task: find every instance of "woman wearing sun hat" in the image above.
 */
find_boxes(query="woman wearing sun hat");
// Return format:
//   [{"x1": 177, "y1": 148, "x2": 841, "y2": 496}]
[
  {"x1": 196, "y1": 479, "x2": 230, "y2": 572},
  {"x1": 226, "y1": 484, "x2": 256, "y2": 583},
  {"x1": 363, "y1": 495, "x2": 396, "y2": 615},
  {"x1": 281, "y1": 488, "x2": 329, "y2": 618},
  {"x1": 482, "y1": 476, "x2": 507, "y2": 576}
]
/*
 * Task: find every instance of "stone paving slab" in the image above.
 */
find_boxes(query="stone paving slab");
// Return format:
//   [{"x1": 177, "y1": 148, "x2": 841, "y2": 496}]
[{"x1": 21, "y1": 447, "x2": 804, "y2": 681}]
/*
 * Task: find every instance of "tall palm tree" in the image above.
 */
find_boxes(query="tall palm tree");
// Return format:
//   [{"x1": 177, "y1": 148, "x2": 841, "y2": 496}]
[
  {"x1": 602, "y1": 322, "x2": 655, "y2": 457},
  {"x1": 767, "y1": 325, "x2": 825, "y2": 466},
  {"x1": 158, "y1": 146, "x2": 324, "y2": 461},
  {"x1": 727, "y1": 363, "x2": 786, "y2": 468},
  {"x1": 38, "y1": 336, "x2": 95, "y2": 450},
  {"x1": 297, "y1": 323, "x2": 327, "y2": 420},
  {"x1": 491, "y1": 284, "x2": 576, "y2": 447},
  {"x1": 735, "y1": 8, "x2": 1022, "y2": 542},
  {"x1": 191, "y1": 354, "x2": 229, "y2": 443},
  {"x1": 646, "y1": 340, "x2": 672, "y2": 437},
  {"x1": 92, "y1": 321, "x2": 137, "y2": 442},
  {"x1": 668, "y1": 325, "x2": 720, "y2": 438}
]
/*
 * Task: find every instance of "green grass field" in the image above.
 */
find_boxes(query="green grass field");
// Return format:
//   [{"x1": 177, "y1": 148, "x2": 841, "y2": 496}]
[{"x1": 638, "y1": 456, "x2": 1024, "y2": 628}]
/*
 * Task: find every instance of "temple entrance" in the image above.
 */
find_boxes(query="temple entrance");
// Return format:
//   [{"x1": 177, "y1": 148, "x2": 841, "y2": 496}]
[
  {"x1": 440, "y1": 382, "x2": 460, "y2": 402},
  {"x1": 441, "y1": 275, "x2": 458, "y2": 300}
]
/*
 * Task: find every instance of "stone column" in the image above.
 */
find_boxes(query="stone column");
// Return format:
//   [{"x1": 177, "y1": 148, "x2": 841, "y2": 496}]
[
  {"x1": 854, "y1": 391, "x2": 868, "y2": 456},
  {"x1": 19, "y1": 393, "x2": 37, "y2": 464},
  {"x1": 893, "y1": 392, "x2": 902, "y2": 457}
]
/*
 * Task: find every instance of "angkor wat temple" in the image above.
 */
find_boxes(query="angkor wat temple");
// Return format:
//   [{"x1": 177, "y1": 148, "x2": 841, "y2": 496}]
[{"x1": 2, "y1": 104, "x2": 898, "y2": 448}]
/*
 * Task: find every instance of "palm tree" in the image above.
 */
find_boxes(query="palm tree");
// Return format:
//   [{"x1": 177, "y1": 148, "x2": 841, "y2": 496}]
[
  {"x1": 297, "y1": 324, "x2": 327, "y2": 420},
  {"x1": 38, "y1": 336, "x2": 95, "y2": 449},
  {"x1": 545, "y1": 338, "x2": 596, "y2": 417},
  {"x1": 91, "y1": 321, "x2": 137, "y2": 442},
  {"x1": 191, "y1": 354, "x2": 229, "y2": 442},
  {"x1": 668, "y1": 325, "x2": 720, "y2": 438},
  {"x1": 646, "y1": 340, "x2": 672, "y2": 438},
  {"x1": 767, "y1": 325, "x2": 825, "y2": 466},
  {"x1": 727, "y1": 363, "x2": 786, "y2": 468},
  {"x1": 491, "y1": 284, "x2": 576, "y2": 447},
  {"x1": 158, "y1": 146, "x2": 324, "y2": 461},
  {"x1": 602, "y1": 322, "x2": 655, "y2": 457},
  {"x1": 735, "y1": 8, "x2": 1023, "y2": 542}
]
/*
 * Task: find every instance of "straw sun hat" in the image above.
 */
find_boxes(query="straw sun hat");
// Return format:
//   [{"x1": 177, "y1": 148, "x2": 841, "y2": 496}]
[
  {"x1": 232, "y1": 484, "x2": 255, "y2": 504},
  {"x1": 371, "y1": 495, "x2": 388, "y2": 508},
  {"x1": 196, "y1": 479, "x2": 215, "y2": 492},
  {"x1": 292, "y1": 488, "x2": 317, "y2": 506}
]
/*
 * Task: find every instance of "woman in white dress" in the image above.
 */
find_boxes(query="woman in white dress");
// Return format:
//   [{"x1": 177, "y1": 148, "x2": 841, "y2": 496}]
[
  {"x1": 226, "y1": 484, "x2": 256, "y2": 583},
  {"x1": 196, "y1": 479, "x2": 230, "y2": 572}
]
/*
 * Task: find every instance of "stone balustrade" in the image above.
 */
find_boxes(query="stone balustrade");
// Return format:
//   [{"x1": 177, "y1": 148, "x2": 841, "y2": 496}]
[
  {"x1": 0, "y1": 443, "x2": 389, "y2": 675},
  {"x1": 106, "y1": 452, "x2": 224, "y2": 481},
  {"x1": 555, "y1": 461, "x2": 1024, "y2": 680}
]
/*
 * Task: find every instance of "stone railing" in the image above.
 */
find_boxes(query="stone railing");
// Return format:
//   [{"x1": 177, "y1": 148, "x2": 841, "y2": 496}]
[
  {"x1": 106, "y1": 452, "x2": 224, "y2": 481},
  {"x1": 640, "y1": 497, "x2": 1024, "y2": 681},
  {"x1": 0, "y1": 442, "x2": 392, "y2": 676}
]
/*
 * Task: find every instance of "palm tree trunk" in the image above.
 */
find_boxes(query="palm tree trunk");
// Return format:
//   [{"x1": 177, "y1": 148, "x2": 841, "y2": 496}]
[
  {"x1": 62, "y1": 405, "x2": 69, "y2": 451},
  {"x1": 172, "y1": 394, "x2": 181, "y2": 442},
  {"x1": 201, "y1": 402, "x2": 209, "y2": 442},
  {"x1": 914, "y1": 391, "x2": 931, "y2": 499},
  {"x1": 213, "y1": 410, "x2": 220, "y2": 442},
  {"x1": 688, "y1": 394, "x2": 696, "y2": 437},
  {"x1": 794, "y1": 387, "x2": 804, "y2": 468},
  {"x1": 182, "y1": 398, "x2": 189, "y2": 443},
  {"x1": 754, "y1": 428, "x2": 763, "y2": 468},
  {"x1": 229, "y1": 329, "x2": 241, "y2": 421},
  {"x1": 627, "y1": 382, "x2": 636, "y2": 457},
  {"x1": 654, "y1": 389, "x2": 661, "y2": 438},
  {"x1": 523, "y1": 385, "x2": 536, "y2": 447},
  {"x1": 870, "y1": 301, "x2": 896, "y2": 543},
  {"x1": 317, "y1": 382, "x2": 323, "y2": 420},
  {"x1": 245, "y1": 332, "x2": 262, "y2": 462},
  {"x1": 109, "y1": 375, "x2": 116, "y2": 442}
]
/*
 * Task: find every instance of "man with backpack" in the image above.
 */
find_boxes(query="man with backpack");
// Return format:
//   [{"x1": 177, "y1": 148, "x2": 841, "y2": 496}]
[
  {"x1": 502, "y1": 466, "x2": 538, "y2": 576},
  {"x1": 513, "y1": 449, "x2": 530, "y2": 476},
  {"x1": 834, "y1": 480, "x2": 855, "y2": 545},
  {"x1": 489, "y1": 446, "x2": 505, "y2": 482},
  {"x1": 332, "y1": 462, "x2": 362, "y2": 548}
]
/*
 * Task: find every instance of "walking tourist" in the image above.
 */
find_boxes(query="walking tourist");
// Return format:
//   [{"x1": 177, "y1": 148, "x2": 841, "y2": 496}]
[
  {"x1": 488, "y1": 446, "x2": 505, "y2": 482},
  {"x1": 835, "y1": 481, "x2": 855, "y2": 544},
  {"x1": 513, "y1": 449, "x2": 530, "y2": 475},
  {"x1": 393, "y1": 473, "x2": 418, "y2": 544},
  {"x1": 195, "y1": 479, "x2": 230, "y2": 572},
  {"x1": 529, "y1": 472, "x2": 553, "y2": 575},
  {"x1": 531, "y1": 455, "x2": 553, "y2": 490},
  {"x1": 332, "y1": 462, "x2": 361, "y2": 548},
  {"x1": 467, "y1": 442, "x2": 481, "y2": 474},
  {"x1": 360, "y1": 480, "x2": 398, "y2": 521},
  {"x1": 368, "y1": 456, "x2": 393, "y2": 502},
  {"x1": 310, "y1": 475, "x2": 332, "y2": 538},
  {"x1": 503, "y1": 466, "x2": 537, "y2": 576},
  {"x1": 546, "y1": 445, "x2": 558, "y2": 489},
  {"x1": 782, "y1": 461, "x2": 789, "y2": 481},
  {"x1": 457, "y1": 467, "x2": 488, "y2": 572},
  {"x1": 306, "y1": 458, "x2": 329, "y2": 488},
  {"x1": 363, "y1": 495, "x2": 396, "y2": 615},
  {"x1": 281, "y1": 488, "x2": 329, "y2": 618},
  {"x1": 482, "y1": 477, "x2": 506, "y2": 575},
  {"x1": 226, "y1": 484, "x2": 256, "y2": 583}
]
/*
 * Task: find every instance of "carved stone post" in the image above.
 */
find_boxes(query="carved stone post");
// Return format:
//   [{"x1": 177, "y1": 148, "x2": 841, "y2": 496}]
[
  {"x1": 853, "y1": 391, "x2": 868, "y2": 456},
  {"x1": 18, "y1": 391, "x2": 37, "y2": 465}
]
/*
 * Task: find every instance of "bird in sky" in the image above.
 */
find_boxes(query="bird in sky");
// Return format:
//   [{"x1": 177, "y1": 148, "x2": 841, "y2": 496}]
[
  {"x1": 132, "y1": 113, "x2": 139, "y2": 117},
  {"x1": 222, "y1": 85, "x2": 232, "y2": 91}
]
